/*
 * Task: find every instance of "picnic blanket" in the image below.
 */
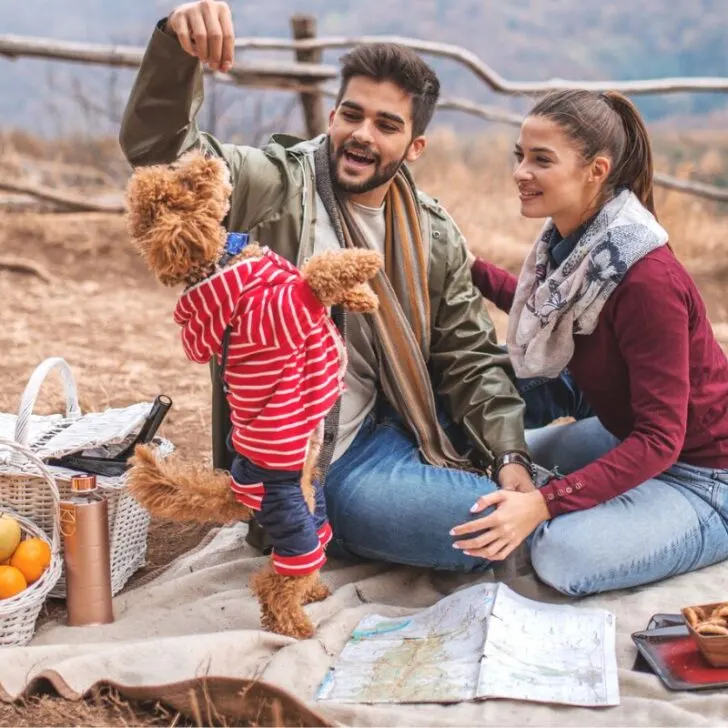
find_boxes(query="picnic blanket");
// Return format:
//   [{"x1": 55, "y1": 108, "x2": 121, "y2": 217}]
[{"x1": 1, "y1": 522, "x2": 727, "y2": 726}]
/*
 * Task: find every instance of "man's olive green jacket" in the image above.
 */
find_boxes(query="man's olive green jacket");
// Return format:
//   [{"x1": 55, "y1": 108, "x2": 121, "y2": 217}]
[{"x1": 119, "y1": 24, "x2": 528, "y2": 472}]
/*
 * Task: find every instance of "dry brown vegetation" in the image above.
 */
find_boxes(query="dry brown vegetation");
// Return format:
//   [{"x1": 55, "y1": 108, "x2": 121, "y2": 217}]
[{"x1": 0, "y1": 128, "x2": 727, "y2": 725}]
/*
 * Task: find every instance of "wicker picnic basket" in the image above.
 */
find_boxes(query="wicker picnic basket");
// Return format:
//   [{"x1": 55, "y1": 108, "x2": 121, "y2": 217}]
[
  {"x1": 0, "y1": 357, "x2": 174, "y2": 598},
  {"x1": 0, "y1": 437, "x2": 62, "y2": 647}
]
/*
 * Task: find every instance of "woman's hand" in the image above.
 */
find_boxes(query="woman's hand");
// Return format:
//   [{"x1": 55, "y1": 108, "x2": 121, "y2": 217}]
[{"x1": 450, "y1": 489, "x2": 550, "y2": 561}]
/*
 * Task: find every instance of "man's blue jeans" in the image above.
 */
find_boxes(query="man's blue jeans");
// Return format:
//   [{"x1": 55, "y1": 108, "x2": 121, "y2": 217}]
[
  {"x1": 324, "y1": 372, "x2": 589, "y2": 572},
  {"x1": 325, "y1": 375, "x2": 728, "y2": 596}
]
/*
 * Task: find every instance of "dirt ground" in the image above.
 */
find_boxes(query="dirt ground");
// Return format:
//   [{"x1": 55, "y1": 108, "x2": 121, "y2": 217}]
[
  {"x1": 0, "y1": 211, "x2": 217, "y2": 589},
  {"x1": 0, "y1": 134, "x2": 727, "y2": 725},
  {"x1": 0, "y1": 211, "x2": 222, "y2": 725}
]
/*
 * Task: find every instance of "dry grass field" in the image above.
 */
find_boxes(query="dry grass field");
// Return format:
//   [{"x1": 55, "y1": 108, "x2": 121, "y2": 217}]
[{"x1": 0, "y1": 128, "x2": 727, "y2": 725}]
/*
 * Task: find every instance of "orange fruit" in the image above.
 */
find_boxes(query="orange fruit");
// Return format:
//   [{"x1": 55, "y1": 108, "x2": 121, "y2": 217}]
[
  {"x1": 10, "y1": 538, "x2": 51, "y2": 584},
  {"x1": 0, "y1": 565, "x2": 27, "y2": 598}
]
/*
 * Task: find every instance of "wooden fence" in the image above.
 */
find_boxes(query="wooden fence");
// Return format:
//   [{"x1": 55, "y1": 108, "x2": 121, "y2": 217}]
[{"x1": 1, "y1": 15, "x2": 728, "y2": 207}]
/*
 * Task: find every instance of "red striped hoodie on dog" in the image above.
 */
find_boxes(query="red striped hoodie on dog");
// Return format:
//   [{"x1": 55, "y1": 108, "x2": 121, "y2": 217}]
[{"x1": 173, "y1": 248, "x2": 347, "y2": 471}]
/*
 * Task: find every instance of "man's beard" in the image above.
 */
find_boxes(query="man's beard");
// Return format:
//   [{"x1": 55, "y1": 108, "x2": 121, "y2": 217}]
[{"x1": 329, "y1": 140, "x2": 408, "y2": 195}]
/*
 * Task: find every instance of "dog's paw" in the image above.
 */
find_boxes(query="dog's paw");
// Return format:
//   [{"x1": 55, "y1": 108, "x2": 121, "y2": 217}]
[
  {"x1": 303, "y1": 581, "x2": 331, "y2": 605},
  {"x1": 301, "y1": 249, "x2": 383, "y2": 306}
]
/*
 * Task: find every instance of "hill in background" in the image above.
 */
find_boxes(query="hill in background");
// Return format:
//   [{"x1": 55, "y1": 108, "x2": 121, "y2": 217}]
[{"x1": 2, "y1": 0, "x2": 727, "y2": 138}]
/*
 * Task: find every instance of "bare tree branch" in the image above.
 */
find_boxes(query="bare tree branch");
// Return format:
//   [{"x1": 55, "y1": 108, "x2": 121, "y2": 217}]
[
  {"x1": 69, "y1": 74, "x2": 123, "y2": 127},
  {"x1": 0, "y1": 34, "x2": 338, "y2": 87},
  {"x1": 0, "y1": 255, "x2": 53, "y2": 283},
  {"x1": 3, "y1": 33, "x2": 728, "y2": 95},
  {"x1": 437, "y1": 97, "x2": 525, "y2": 125},
  {"x1": 652, "y1": 173, "x2": 728, "y2": 202},
  {"x1": 0, "y1": 180, "x2": 125, "y2": 213},
  {"x1": 250, "y1": 97, "x2": 299, "y2": 147}
]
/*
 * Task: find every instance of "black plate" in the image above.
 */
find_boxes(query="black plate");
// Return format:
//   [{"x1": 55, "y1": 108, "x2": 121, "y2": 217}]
[{"x1": 632, "y1": 613, "x2": 728, "y2": 691}]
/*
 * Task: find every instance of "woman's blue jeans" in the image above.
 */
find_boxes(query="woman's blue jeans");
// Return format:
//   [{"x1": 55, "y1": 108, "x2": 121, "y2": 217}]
[{"x1": 324, "y1": 375, "x2": 728, "y2": 595}]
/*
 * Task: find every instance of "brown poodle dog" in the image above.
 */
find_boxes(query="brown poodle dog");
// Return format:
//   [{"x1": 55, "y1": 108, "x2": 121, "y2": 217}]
[{"x1": 124, "y1": 150, "x2": 382, "y2": 639}]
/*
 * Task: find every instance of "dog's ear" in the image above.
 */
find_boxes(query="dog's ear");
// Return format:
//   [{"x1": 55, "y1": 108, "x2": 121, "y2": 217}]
[
  {"x1": 174, "y1": 152, "x2": 232, "y2": 220},
  {"x1": 125, "y1": 152, "x2": 232, "y2": 235},
  {"x1": 125, "y1": 165, "x2": 171, "y2": 238}
]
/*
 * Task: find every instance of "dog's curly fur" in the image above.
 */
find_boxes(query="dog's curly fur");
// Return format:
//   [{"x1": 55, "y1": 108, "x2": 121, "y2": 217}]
[
  {"x1": 127, "y1": 444, "x2": 251, "y2": 524},
  {"x1": 301, "y1": 249, "x2": 381, "y2": 310},
  {"x1": 124, "y1": 150, "x2": 381, "y2": 639},
  {"x1": 125, "y1": 151, "x2": 232, "y2": 286},
  {"x1": 250, "y1": 565, "x2": 331, "y2": 639}
]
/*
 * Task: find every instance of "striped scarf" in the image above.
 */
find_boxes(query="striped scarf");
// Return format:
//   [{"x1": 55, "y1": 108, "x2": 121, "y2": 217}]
[{"x1": 314, "y1": 142, "x2": 472, "y2": 470}]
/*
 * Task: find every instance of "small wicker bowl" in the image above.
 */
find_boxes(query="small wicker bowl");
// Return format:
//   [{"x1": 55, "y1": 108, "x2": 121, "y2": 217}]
[
  {"x1": 0, "y1": 511, "x2": 62, "y2": 647},
  {"x1": 0, "y1": 437, "x2": 62, "y2": 647},
  {"x1": 681, "y1": 602, "x2": 728, "y2": 668}
]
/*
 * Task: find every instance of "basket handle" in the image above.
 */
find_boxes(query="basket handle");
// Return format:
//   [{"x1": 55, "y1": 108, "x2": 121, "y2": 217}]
[
  {"x1": 0, "y1": 436, "x2": 61, "y2": 554},
  {"x1": 14, "y1": 357, "x2": 82, "y2": 448}
]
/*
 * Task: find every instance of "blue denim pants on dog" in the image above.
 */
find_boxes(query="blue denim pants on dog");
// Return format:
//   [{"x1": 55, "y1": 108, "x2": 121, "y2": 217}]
[{"x1": 230, "y1": 454, "x2": 331, "y2": 575}]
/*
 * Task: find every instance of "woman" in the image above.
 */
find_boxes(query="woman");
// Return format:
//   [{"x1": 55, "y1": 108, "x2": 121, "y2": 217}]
[{"x1": 451, "y1": 89, "x2": 728, "y2": 596}]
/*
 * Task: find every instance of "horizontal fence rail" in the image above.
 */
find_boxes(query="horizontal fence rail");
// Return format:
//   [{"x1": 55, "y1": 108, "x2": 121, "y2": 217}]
[{"x1": 1, "y1": 31, "x2": 727, "y2": 202}]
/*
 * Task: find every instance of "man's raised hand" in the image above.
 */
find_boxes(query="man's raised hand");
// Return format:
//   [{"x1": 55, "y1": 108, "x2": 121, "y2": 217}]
[{"x1": 166, "y1": 1, "x2": 235, "y2": 72}]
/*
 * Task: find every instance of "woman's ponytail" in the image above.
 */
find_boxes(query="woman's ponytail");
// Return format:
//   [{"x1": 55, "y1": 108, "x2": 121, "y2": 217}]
[{"x1": 601, "y1": 91, "x2": 656, "y2": 218}]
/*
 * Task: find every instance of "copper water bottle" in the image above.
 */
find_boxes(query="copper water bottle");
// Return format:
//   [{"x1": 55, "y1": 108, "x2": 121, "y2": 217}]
[{"x1": 59, "y1": 474, "x2": 114, "y2": 626}]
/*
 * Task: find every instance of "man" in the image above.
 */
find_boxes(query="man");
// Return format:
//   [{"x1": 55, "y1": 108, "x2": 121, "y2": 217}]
[{"x1": 120, "y1": 0, "x2": 540, "y2": 571}]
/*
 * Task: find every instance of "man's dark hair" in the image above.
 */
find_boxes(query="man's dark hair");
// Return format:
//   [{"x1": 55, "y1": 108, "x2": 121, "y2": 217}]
[{"x1": 336, "y1": 43, "x2": 440, "y2": 137}]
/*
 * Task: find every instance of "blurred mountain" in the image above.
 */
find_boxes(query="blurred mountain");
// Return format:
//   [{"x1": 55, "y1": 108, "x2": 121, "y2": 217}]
[{"x1": 1, "y1": 0, "x2": 727, "y2": 137}]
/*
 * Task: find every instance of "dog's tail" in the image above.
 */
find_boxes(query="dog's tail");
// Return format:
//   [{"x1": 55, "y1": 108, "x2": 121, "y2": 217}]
[{"x1": 126, "y1": 444, "x2": 253, "y2": 524}]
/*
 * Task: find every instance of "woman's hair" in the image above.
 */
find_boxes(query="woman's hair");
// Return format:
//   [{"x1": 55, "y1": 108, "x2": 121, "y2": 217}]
[{"x1": 528, "y1": 89, "x2": 656, "y2": 217}]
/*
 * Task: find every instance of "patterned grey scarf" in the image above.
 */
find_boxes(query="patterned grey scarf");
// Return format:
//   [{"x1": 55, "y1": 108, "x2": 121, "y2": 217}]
[{"x1": 508, "y1": 189, "x2": 668, "y2": 378}]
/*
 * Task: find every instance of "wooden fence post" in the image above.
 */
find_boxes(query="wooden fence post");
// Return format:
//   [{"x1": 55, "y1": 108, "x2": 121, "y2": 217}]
[{"x1": 290, "y1": 15, "x2": 327, "y2": 138}]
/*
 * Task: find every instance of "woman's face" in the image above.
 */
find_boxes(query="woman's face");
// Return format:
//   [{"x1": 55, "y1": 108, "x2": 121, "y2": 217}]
[{"x1": 513, "y1": 115, "x2": 608, "y2": 236}]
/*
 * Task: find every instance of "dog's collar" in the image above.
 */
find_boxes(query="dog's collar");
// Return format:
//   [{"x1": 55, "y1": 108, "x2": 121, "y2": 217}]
[
  {"x1": 181, "y1": 232, "x2": 251, "y2": 291},
  {"x1": 217, "y1": 232, "x2": 250, "y2": 268}
]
